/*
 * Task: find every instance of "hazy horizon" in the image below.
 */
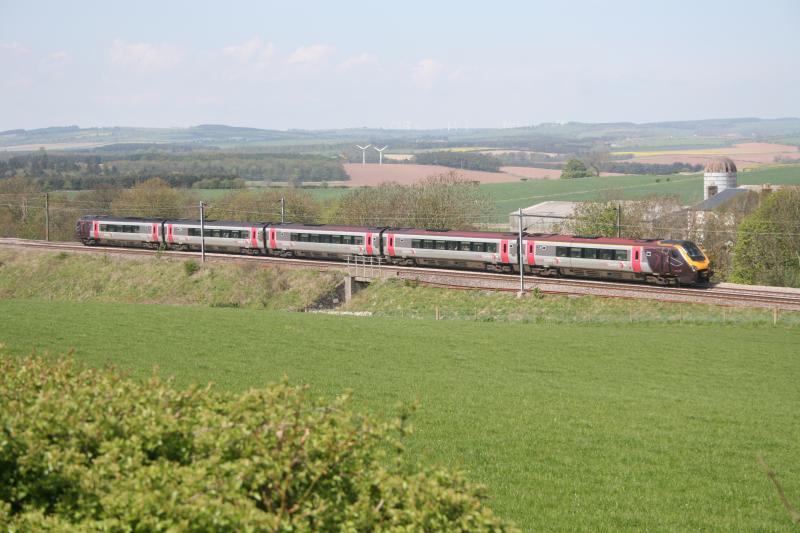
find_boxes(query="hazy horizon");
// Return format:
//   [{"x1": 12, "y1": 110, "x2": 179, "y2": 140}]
[{"x1": 2, "y1": 0, "x2": 798, "y2": 131}]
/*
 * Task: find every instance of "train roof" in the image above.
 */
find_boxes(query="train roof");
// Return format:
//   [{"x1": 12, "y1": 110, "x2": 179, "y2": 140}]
[
  {"x1": 273, "y1": 223, "x2": 386, "y2": 232},
  {"x1": 387, "y1": 228, "x2": 518, "y2": 239},
  {"x1": 79, "y1": 215, "x2": 164, "y2": 223},
  {"x1": 524, "y1": 233, "x2": 663, "y2": 246},
  {"x1": 163, "y1": 219, "x2": 270, "y2": 228}
]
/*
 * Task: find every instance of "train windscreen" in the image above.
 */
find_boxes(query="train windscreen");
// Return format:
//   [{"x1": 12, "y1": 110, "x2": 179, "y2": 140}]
[{"x1": 680, "y1": 241, "x2": 706, "y2": 261}]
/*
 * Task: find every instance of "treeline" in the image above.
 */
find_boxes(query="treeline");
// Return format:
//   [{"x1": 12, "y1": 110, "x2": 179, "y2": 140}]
[
  {"x1": 601, "y1": 161, "x2": 704, "y2": 175},
  {"x1": 0, "y1": 149, "x2": 348, "y2": 190},
  {"x1": 412, "y1": 151, "x2": 502, "y2": 172},
  {"x1": 0, "y1": 172, "x2": 492, "y2": 241}
]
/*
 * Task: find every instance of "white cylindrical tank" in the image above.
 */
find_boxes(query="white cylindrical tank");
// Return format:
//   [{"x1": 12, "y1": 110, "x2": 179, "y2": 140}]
[{"x1": 703, "y1": 157, "x2": 737, "y2": 200}]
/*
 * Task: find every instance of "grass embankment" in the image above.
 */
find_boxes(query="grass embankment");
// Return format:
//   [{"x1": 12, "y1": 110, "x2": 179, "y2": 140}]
[
  {"x1": 0, "y1": 249, "x2": 342, "y2": 310},
  {"x1": 346, "y1": 280, "x2": 800, "y2": 327},
  {"x1": 1, "y1": 299, "x2": 798, "y2": 531}
]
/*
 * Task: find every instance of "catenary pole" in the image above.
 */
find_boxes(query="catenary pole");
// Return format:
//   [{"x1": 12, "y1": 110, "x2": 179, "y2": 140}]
[
  {"x1": 44, "y1": 192, "x2": 49, "y2": 241},
  {"x1": 200, "y1": 201, "x2": 206, "y2": 263},
  {"x1": 616, "y1": 204, "x2": 621, "y2": 238},
  {"x1": 280, "y1": 196, "x2": 285, "y2": 223},
  {"x1": 518, "y1": 207, "x2": 524, "y2": 294}
]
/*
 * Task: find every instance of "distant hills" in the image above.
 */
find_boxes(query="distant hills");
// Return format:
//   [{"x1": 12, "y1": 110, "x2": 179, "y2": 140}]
[{"x1": 2, "y1": 117, "x2": 799, "y2": 154}]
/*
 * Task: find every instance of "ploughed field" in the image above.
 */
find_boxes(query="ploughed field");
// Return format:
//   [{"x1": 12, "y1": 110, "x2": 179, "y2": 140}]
[{"x1": 1, "y1": 299, "x2": 798, "y2": 530}]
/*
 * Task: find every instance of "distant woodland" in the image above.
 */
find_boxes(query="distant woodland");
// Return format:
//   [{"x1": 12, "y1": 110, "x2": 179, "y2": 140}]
[{"x1": 0, "y1": 149, "x2": 348, "y2": 190}]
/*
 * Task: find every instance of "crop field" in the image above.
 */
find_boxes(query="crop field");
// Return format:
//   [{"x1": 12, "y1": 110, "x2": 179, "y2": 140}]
[
  {"x1": 614, "y1": 142, "x2": 800, "y2": 169},
  {"x1": 1, "y1": 298, "x2": 798, "y2": 531}
]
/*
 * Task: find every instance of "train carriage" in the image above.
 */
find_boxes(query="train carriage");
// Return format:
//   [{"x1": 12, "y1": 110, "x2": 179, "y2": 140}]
[
  {"x1": 163, "y1": 220, "x2": 264, "y2": 254},
  {"x1": 76, "y1": 215, "x2": 162, "y2": 248},
  {"x1": 266, "y1": 224, "x2": 383, "y2": 259},
  {"x1": 383, "y1": 229, "x2": 518, "y2": 272}
]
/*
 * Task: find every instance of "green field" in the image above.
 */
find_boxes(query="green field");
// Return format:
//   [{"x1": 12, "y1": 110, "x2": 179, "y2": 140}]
[
  {"x1": 482, "y1": 164, "x2": 800, "y2": 220},
  {"x1": 1, "y1": 298, "x2": 798, "y2": 531}
]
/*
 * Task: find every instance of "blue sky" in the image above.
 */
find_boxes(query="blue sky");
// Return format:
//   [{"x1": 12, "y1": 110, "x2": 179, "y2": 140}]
[{"x1": 1, "y1": 0, "x2": 798, "y2": 130}]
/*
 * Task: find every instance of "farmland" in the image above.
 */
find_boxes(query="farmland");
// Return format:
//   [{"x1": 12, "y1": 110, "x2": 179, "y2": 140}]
[{"x1": 1, "y1": 298, "x2": 798, "y2": 531}]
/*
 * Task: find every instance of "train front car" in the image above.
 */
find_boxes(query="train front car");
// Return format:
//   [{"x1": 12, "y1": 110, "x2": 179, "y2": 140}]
[
  {"x1": 657, "y1": 240, "x2": 712, "y2": 285},
  {"x1": 383, "y1": 229, "x2": 518, "y2": 272},
  {"x1": 76, "y1": 215, "x2": 162, "y2": 248},
  {"x1": 521, "y1": 234, "x2": 712, "y2": 286}
]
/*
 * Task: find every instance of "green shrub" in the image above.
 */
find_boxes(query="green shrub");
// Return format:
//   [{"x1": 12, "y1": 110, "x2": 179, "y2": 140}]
[
  {"x1": 0, "y1": 354, "x2": 516, "y2": 531},
  {"x1": 183, "y1": 259, "x2": 200, "y2": 276}
]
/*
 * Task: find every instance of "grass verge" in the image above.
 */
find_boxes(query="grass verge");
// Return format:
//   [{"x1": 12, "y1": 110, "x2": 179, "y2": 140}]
[{"x1": 0, "y1": 249, "x2": 342, "y2": 310}]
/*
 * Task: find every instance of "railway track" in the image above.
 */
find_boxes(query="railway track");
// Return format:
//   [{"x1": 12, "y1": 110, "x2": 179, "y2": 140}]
[{"x1": 2, "y1": 238, "x2": 800, "y2": 311}]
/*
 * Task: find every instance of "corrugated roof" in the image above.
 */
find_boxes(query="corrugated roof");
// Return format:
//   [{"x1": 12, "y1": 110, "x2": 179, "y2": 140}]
[{"x1": 691, "y1": 187, "x2": 748, "y2": 211}]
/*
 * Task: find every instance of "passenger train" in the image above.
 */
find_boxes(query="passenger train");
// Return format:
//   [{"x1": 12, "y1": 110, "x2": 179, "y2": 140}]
[{"x1": 76, "y1": 215, "x2": 712, "y2": 286}]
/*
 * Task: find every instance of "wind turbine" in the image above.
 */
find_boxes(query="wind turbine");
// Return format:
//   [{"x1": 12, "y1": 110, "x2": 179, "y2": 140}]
[
  {"x1": 374, "y1": 145, "x2": 388, "y2": 165},
  {"x1": 355, "y1": 144, "x2": 371, "y2": 164}
]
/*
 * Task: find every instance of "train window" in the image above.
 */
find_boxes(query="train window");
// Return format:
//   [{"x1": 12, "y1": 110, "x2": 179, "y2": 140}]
[
  {"x1": 320, "y1": 234, "x2": 331, "y2": 243},
  {"x1": 615, "y1": 250, "x2": 628, "y2": 261},
  {"x1": 556, "y1": 247, "x2": 570, "y2": 257},
  {"x1": 290, "y1": 233, "x2": 299, "y2": 241},
  {"x1": 486, "y1": 243, "x2": 497, "y2": 253},
  {"x1": 460, "y1": 242, "x2": 471, "y2": 251},
  {"x1": 471, "y1": 242, "x2": 484, "y2": 252},
  {"x1": 671, "y1": 249, "x2": 679, "y2": 259},
  {"x1": 435, "y1": 241, "x2": 446, "y2": 250},
  {"x1": 343, "y1": 235, "x2": 353, "y2": 245},
  {"x1": 446, "y1": 241, "x2": 459, "y2": 251},
  {"x1": 583, "y1": 248, "x2": 597, "y2": 259},
  {"x1": 354, "y1": 236, "x2": 364, "y2": 245},
  {"x1": 211, "y1": 229, "x2": 221, "y2": 238},
  {"x1": 309, "y1": 234, "x2": 319, "y2": 243},
  {"x1": 570, "y1": 248, "x2": 582, "y2": 258},
  {"x1": 597, "y1": 249, "x2": 614, "y2": 260},
  {"x1": 330, "y1": 235, "x2": 342, "y2": 244},
  {"x1": 300, "y1": 233, "x2": 310, "y2": 242},
  {"x1": 411, "y1": 239, "x2": 421, "y2": 248}
]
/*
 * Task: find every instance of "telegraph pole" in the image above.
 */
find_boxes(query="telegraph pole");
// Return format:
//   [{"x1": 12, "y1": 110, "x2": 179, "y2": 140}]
[
  {"x1": 616, "y1": 204, "x2": 621, "y2": 238},
  {"x1": 280, "y1": 196, "x2": 285, "y2": 223},
  {"x1": 517, "y1": 207, "x2": 524, "y2": 295},
  {"x1": 44, "y1": 192, "x2": 50, "y2": 241},
  {"x1": 199, "y1": 201, "x2": 206, "y2": 263}
]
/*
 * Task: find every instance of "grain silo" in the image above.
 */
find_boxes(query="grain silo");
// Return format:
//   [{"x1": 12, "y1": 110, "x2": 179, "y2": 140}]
[{"x1": 704, "y1": 157, "x2": 737, "y2": 200}]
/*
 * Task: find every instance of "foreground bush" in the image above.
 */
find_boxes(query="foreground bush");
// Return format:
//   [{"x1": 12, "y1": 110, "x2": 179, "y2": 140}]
[{"x1": 0, "y1": 354, "x2": 516, "y2": 531}]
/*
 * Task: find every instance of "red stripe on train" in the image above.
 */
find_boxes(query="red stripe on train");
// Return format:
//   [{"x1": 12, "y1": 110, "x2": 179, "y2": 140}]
[
  {"x1": 93, "y1": 220, "x2": 99, "y2": 239},
  {"x1": 387, "y1": 234, "x2": 395, "y2": 256},
  {"x1": 527, "y1": 240, "x2": 535, "y2": 266},
  {"x1": 366, "y1": 232, "x2": 373, "y2": 255},
  {"x1": 151, "y1": 223, "x2": 158, "y2": 242},
  {"x1": 250, "y1": 227, "x2": 258, "y2": 249},
  {"x1": 632, "y1": 246, "x2": 642, "y2": 273},
  {"x1": 167, "y1": 223, "x2": 174, "y2": 244},
  {"x1": 500, "y1": 239, "x2": 509, "y2": 263},
  {"x1": 269, "y1": 228, "x2": 277, "y2": 250}
]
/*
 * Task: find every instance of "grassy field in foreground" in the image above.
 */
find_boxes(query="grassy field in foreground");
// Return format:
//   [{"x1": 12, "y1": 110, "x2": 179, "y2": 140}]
[{"x1": 1, "y1": 299, "x2": 798, "y2": 531}]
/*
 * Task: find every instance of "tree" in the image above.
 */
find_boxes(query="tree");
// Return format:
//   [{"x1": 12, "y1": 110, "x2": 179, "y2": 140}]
[
  {"x1": 730, "y1": 188, "x2": 800, "y2": 287},
  {"x1": 0, "y1": 354, "x2": 518, "y2": 531},
  {"x1": 332, "y1": 170, "x2": 492, "y2": 229},
  {"x1": 110, "y1": 177, "x2": 194, "y2": 219},
  {"x1": 205, "y1": 188, "x2": 321, "y2": 223},
  {"x1": 560, "y1": 159, "x2": 593, "y2": 179}
]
